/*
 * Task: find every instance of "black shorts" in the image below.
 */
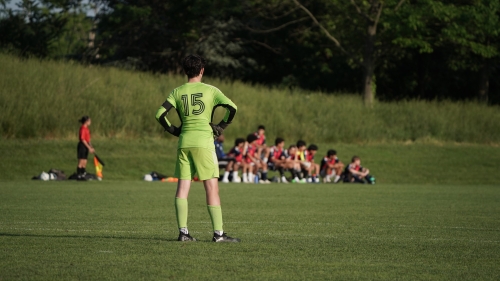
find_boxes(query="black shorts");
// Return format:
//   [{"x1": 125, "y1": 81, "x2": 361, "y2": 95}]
[{"x1": 77, "y1": 142, "x2": 89, "y2": 159}]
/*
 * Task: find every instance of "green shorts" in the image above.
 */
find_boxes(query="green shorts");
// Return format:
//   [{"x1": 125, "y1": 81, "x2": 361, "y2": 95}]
[{"x1": 174, "y1": 147, "x2": 219, "y2": 180}]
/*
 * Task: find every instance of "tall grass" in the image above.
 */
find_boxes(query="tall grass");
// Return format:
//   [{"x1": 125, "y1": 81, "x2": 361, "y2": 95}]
[{"x1": 1, "y1": 53, "x2": 500, "y2": 143}]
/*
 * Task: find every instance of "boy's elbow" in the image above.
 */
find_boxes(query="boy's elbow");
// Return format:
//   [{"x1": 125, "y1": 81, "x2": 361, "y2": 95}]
[{"x1": 155, "y1": 107, "x2": 166, "y2": 121}]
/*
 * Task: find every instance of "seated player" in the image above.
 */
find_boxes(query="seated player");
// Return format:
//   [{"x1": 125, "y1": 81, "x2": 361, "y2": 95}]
[
  {"x1": 243, "y1": 134, "x2": 270, "y2": 184},
  {"x1": 286, "y1": 145, "x2": 306, "y2": 183},
  {"x1": 296, "y1": 140, "x2": 312, "y2": 181},
  {"x1": 214, "y1": 134, "x2": 236, "y2": 183},
  {"x1": 254, "y1": 125, "x2": 270, "y2": 163},
  {"x1": 268, "y1": 137, "x2": 290, "y2": 183},
  {"x1": 320, "y1": 150, "x2": 345, "y2": 183},
  {"x1": 304, "y1": 144, "x2": 321, "y2": 183},
  {"x1": 227, "y1": 138, "x2": 248, "y2": 183},
  {"x1": 344, "y1": 156, "x2": 375, "y2": 184}
]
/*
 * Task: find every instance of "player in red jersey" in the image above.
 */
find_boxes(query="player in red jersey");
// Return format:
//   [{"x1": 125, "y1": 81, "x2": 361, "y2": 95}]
[
  {"x1": 345, "y1": 156, "x2": 375, "y2": 184},
  {"x1": 268, "y1": 138, "x2": 302, "y2": 183},
  {"x1": 304, "y1": 144, "x2": 321, "y2": 183},
  {"x1": 227, "y1": 138, "x2": 246, "y2": 183},
  {"x1": 254, "y1": 125, "x2": 270, "y2": 163},
  {"x1": 268, "y1": 138, "x2": 287, "y2": 182},
  {"x1": 77, "y1": 116, "x2": 95, "y2": 178},
  {"x1": 320, "y1": 149, "x2": 344, "y2": 183},
  {"x1": 243, "y1": 134, "x2": 270, "y2": 183}
]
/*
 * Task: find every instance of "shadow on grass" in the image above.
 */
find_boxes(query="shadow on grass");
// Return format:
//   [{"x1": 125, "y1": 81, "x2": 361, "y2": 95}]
[{"x1": 0, "y1": 232, "x2": 197, "y2": 242}]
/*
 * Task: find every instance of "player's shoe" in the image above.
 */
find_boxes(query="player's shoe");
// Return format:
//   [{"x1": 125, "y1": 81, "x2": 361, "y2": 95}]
[
  {"x1": 313, "y1": 176, "x2": 320, "y2": 183},
  {"x1": 299, "y1": 178, "x2": 307, "y2": 183},
  {"x1": 368, "y1": 177, "x2": 376, "y2": 184},
  {"x1": 259, "y1": 179, "x2": 271, "y2": 184},
  {"x1": 281, "y1": 176, "x2": 289, "y2": 184},
  {"x1": 306, "y1": 177, "x2": 313, "y2": 183},
  {"x1": 178, "y1": 232, "x2": 197, "y2": 242},
  {"x1": 232, "y1": 176, "x2": 241, "y2": 183},
  {"x1": 222, "y1": 178, "x2": 230, "y2": 183},
  {"x1": 213, "y1": 232, "x2": 241, "y2": 243}
]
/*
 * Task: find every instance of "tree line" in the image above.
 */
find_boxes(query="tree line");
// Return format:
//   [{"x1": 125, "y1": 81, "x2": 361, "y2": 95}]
[{"x1": 1, "y1": 0, "x2": 499, "y2": 105}]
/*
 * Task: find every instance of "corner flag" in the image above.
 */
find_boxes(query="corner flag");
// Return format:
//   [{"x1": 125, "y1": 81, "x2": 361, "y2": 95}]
[{"x1": 94, "y1": 154, "x2": 105, "y2": 178}]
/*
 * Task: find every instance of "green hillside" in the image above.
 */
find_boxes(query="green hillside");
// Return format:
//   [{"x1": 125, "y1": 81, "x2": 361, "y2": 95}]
[{"x1": 1, "y1": 54, "x2": 500, "y2": 143}]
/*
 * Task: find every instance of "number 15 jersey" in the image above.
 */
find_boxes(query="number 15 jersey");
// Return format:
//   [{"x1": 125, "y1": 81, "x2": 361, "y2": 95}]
[{"x1": 157, "y1": 82, "x2": 237, "y2": 149}]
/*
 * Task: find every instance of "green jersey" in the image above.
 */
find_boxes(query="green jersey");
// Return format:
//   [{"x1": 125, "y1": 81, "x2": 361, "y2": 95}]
[{"x1": 156, "y1": 82, "x2": 237, "y2": 149}]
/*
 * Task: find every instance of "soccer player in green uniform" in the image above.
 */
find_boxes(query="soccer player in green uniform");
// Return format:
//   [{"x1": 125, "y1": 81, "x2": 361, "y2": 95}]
[{"x1": 155, "y1": 55, "x2": 240, "y2": 242}]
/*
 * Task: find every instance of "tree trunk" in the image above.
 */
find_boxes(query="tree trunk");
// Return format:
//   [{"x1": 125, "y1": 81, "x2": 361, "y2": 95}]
[
  {"x1": 478, "y1": 62, "x2": 491, "y2": 104},
  {"x1": 363, "y1": 62, "x2": 375, "y2": 106},
  {"x1": 363, "y1": 23, "x2": 377, "y2": 107}
]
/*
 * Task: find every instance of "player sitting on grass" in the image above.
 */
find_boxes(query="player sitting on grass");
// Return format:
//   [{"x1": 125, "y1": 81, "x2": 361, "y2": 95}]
[
  {"x1": 214, "y1": 134, "x2": 237, "y2": 183},
  {"x1": 304, "y1": 144, "x2": 321, "y2": 183},
  {"x1": 254, "y1": 125, "x2": 270, "y2": 163},
  {"x1": 227, "y1": 138, "x2": 246, "y2": 183},
  {"x1": 243, "y1": 134, "x2": 270, "y2": 184},
  {"x1": 320, "y1": 149, "x2": 344, "y2": 183},
  {"x1": 155, "y1": 54, "x2": 240, "y2": 242},
  {"x1": 286, "y1": 145, "x2": 306, "y2": 183},
  {"x1": 296, "y1": 140, "x2": 313, "y2": 182},
  {"x1": 344, "y1": 156, "x2": 375, "y2": 184},
  {"x1": 268, "y1": 137, "x2": 290, "y2": 183}
]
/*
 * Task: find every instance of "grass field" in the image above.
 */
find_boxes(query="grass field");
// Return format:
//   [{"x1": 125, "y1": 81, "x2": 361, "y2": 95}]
[
  {"x1": 1, "y1": 182, "x2": 499, "y2": 280},
  {"x1": 1, "y1": 139, "x2": 500, "y2": 184},
  {"x1": 1, "y1": 139, "x2": 500, "y2": 279}
]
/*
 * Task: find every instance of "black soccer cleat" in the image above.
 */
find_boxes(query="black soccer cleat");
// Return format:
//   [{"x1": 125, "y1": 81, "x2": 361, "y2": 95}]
[
  {"x1": 178, "y1": 232, "x2": 197, "y2": 242},
  {"x1": 212, "y1": 232, "x2": 241, "y2": 243}
]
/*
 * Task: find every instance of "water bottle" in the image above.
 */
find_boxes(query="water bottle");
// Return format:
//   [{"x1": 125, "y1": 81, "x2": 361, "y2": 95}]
[{"x1": 254, "y1": 172, "x2": 260, "y2": 184}]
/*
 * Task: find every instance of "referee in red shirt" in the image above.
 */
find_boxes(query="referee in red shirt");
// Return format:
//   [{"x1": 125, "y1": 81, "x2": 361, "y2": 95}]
[{"x1": 77, "y1": 116, "x2": 95, "y2": 178}]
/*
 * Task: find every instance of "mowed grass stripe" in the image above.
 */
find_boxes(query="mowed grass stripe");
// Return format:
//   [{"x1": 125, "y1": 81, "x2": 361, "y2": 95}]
[{"x1": 1, "y1": 182, "x2": 499, "y2": 280}]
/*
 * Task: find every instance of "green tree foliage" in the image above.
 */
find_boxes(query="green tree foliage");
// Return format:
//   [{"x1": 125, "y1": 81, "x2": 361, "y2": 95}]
[
  {"x1": 0, "y1": 0, "x2": 67, "y2": 57},
  {"x1": 0, "y1": 0, "x2": 92, "y2": 58},
  {"x1": 96, "y1": 0, "x2": 254, "y2": 76},
  {"x1": 439, "y1": 0, "x2": 500, "y2": 103},
  {"x1": 0, "y1": 0, "x2": 499, "y2": 103}
]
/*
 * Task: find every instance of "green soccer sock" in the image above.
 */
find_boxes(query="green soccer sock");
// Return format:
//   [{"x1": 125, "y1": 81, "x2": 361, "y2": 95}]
[
  {"x1": 175, "y1": 197, "x2": 188, "y2": 229},
  {"x1": 207, "y1": 205, "x2": 223, "y2": 232}
]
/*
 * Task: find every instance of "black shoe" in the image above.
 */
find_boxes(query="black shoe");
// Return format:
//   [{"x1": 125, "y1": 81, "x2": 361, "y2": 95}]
[
  {"x1": 178, "y1": 232, "x2": 197, "y2": 241},
  {"x1": 212, "y1": 232, "x2": 241, "y2": 243}
]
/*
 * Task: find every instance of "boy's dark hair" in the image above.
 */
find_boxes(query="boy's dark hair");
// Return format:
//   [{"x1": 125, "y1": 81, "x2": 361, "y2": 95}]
[
  {"x1": 79, "y1": 116, "x2": 90, "y2": 124},
  {"x1": 327, "y1": 149, "x2": 337, "y2": 157},
  {"x1": 258, "y1": 125, "x2": 265, "y2": 130},
  {"x1": 308, "y1": 144, "x2": 318, "y2": 151},
  {"x1": 247, "y1": 133, "x2": 258, "y2": 143},
  {"x1": 352, "y1": 156, "x2": 360, "y2": 162},
  {"x1": 182, "y1": 54, "x2": 206, "y2": 78},
  {"x1": 288, "y1": 145, "x2": 297, "y2": 150},
  {"x1": 235, "y1": 138, "x2": 245, "y2": 146},
  {"x1": 296, "y1": 140, "x2": 306, "y2": 148},
  {"x1": 275, "y1": 137, "x2": 284, "y2": 146}
]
